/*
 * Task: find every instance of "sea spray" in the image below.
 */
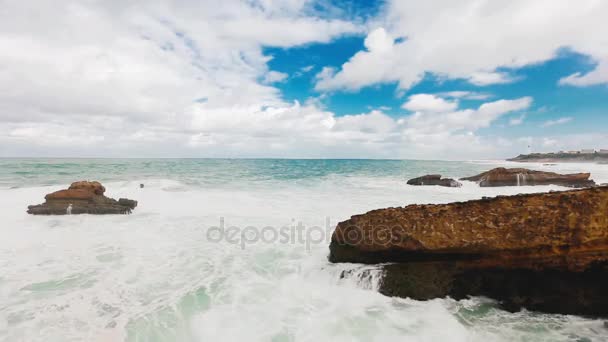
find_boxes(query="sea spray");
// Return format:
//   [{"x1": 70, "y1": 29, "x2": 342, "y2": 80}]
[{"x1": 1, "y1": 159, "x2": 608, "y2": 342}]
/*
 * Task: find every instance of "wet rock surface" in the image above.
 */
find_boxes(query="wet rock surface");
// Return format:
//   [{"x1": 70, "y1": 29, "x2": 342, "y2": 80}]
[
  {"x1": 460, "y1": 167, "x2": 596, "y2": 188},
  {"x1": 379, "y1": 261, "x2": 608, "y2": 316},
  {"x1": 329, "y1": 186, "x2": 608, "y2": 316},
  {"x1": 27, "y1": 181, "x2": 137, "y2": 215},
  {"x1": 407, "y1": 174, "x2": 462, "y2": 187}
]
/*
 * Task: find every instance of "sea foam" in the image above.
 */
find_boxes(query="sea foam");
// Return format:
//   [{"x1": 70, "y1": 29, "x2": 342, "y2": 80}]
[{"x1": 1, "y1": 159, "x2": 607, "y2": 341}]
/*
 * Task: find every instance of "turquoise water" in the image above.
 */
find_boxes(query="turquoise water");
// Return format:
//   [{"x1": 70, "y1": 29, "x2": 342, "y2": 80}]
[
  {"x1": 0, "y1": 158, "x2": 491, "y2": 188},
  {"x1": 1, "y1": 159, "x2": 607, "y2": 342}
]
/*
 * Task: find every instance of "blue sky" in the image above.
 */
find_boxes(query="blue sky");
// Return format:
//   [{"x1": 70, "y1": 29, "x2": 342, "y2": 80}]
[
  {"x1": 0, "y1": 0, "x2": 607, "y2": 158},
  {"x1": 266, "y1": 39, "x2": 607, "y2": 139}
]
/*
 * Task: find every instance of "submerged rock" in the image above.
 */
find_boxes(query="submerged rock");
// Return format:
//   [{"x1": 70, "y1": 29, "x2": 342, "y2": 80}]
[
  {"x1": 407, "y1": 174, "x2": 462, "y2": 187},
  {"x1": 460, "y1": 167, "x2": 595, "y2": 188},
  {"x1": 329, "y1": 186, "x2": 608, "y2": 316},
  {"x1": 27, "y1": 181, "x2": 137, "y2": 215}
]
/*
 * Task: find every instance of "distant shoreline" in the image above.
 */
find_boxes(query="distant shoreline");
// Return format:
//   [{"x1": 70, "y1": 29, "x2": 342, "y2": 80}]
[{"x1": 508, "y1": 152, "x2": 608, "y2": 164}]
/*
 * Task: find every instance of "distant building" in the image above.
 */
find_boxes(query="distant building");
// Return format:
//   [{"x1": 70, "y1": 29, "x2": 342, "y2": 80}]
[
  {"x1": 581, "y1": 149, "x2": 595, "y2": 154},
  {"x1": 566, "y1": 151, "x2": 580, "y2": 154},
  {"x1": 599, "y1": 149, "x2": 608, "y2": 154}
]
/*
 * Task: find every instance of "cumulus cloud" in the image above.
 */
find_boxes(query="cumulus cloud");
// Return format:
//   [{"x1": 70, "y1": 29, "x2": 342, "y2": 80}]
[
  {"x1": 0, "y1": 0, "x2": 360, "y2": 124},
  {"x1": 559, "y1": 63, "x2": 608, "y2": 86},
  {"x1": 468, "y1": 72, "x2": 516, "y2": 86},
  {"x1": 402, "y1": 94, "x2": 458, "y2": 113},
  {"x1": 316, "y1": 0, "x2": 608, "y2": 91},
  {"x1": 263, "y1": 71, "x2": 289, "y2": 83},
  {"x1": 316, "y1": 27, "x2": 401, "y2": 91},
  {"x1": 334, "y1": 110, "x2": 396, "y2": 134},
  {"x1": 0, "y1": 0, "x2": 598, "y2": 159},
  {"x1": 402, "y1": 96, "x2": 532, "y2": 134},
  {"x1": 0, "y1": 0, "x2": 361, "y2": 157},
  {"x1": 182, "y1": 93, "x2": 533, "y2": 159}
]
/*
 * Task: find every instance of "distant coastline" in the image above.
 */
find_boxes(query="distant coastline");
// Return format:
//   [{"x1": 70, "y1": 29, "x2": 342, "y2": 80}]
[{"x1": 508, "y1": 151, "x2": 608, "y2": 164}]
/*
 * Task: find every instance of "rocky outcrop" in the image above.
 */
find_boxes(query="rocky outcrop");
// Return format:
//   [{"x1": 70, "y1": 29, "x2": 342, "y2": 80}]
[
  {"x1": 407, "y1": 174, "x2": 462, "y2": 188},
  {"x1": 460, "y1": 167, "x2": 595, "y2": 188},
  {"x1": 329, "y1": 186, "x2": 608, "y2": 316},
  {"x1": 27, "y1": 181, "x2": 137, "y2": 215}
]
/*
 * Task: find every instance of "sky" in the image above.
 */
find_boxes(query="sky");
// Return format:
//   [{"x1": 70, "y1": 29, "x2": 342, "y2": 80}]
[{"x1": 0, "y1": 0, "x2": 607, "y2": 159}]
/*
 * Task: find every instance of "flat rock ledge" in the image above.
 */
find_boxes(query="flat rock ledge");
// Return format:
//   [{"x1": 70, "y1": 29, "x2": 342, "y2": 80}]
[
  {"x1": 27, "y1": 181, "x2": 137, "y2": 215},
  {"x1": 407, "y1": 174, "x2": 462, "y2": 188},
  {"x1": 329, "y1": 186, "x2": 608, "y2": 316},
  {"x1": 460, "y1": 167, "x2": 595, "y2": 188}
]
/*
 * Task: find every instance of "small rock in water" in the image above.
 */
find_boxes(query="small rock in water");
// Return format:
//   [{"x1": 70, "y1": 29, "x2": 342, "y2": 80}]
[
  {"x1": 27, "y1": 181, "x2": 138, "y2": 215},
  {"x1": 407, "y1": 174, "x2": 462, "y2": 188},
  {"x1": 140, "y1": 183, "x2": 144, "y2": 189}
]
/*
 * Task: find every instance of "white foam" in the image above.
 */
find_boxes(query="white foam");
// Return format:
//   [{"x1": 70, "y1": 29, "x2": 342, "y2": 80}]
[{"x1": 1, "y1": 166, "x2": 607, "y2": 341}]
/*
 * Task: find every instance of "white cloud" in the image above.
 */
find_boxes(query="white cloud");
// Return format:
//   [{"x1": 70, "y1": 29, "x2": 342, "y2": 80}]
[
  {"x1": 263, "y1": 71, "x2": 289, "y2": 83},
  {"x1": 439, "y1": 91, "x2": 492, "y2": 101},
  {"x1": 403, "y1": 96, "x2": 532, "y2": 134},
  {"x1": 316, "y1": 0, "x2": 608, "y2": 91},
  {"x1": 402, "y1": 94, "x2": 458, "y2": 113},
  {"x1": 541, "y1": 117, "x2": 573, "y2": 127},
  {"x1": 183, "y1": 95, "x2": 532, "y2": 159},
  {"x1": 334, "y1": 110, "x2": 396, "y2": 134},
  {"x1": 363, "y1": 27, "x2": 394, "y2": 54},
  {"x1": 468, "y1": 72, "x2": 516, "y2": 86},
  {"x1": 293, "y1": 65, "x2": 315, "y2": 78},
  {"x1": 0, "y1": 0, "x2": 600, "y2": 159},
  {"x1": 559, "y1": 63, "x2": 608, "y2": 86},
  {"x1": 0, "y1": 0, "x2": 361, "y2": 157},
  {"x1": 300, "y1": 65, "x2": 315, "y2": 73},
  {"x1": 315, "y1": 27, "x2": 402, "y2": 91},
  {"x1": 0, "y1": 91, "x2": 537, "y2": 159}
]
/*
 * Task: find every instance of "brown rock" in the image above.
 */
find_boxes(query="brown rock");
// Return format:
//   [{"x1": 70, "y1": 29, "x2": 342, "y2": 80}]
[
  {"x1": 407, "y1": 174, "x2": 462, "y2": 187},
  {"x1": 329, "y1": 187, "x2": 608, "y2": 316},
  {"x1": 28, "y1": 181, "x2": 137, "y2": 215},
  {"x1": 68, "y1": 180, "x2": 105, "y2": 195},
  {"x1": 44, "y1": 189, "x2": 97, "y2": 201},
  {"x1": 460, "y1": 167, "x2": 595, "y2": 188}
]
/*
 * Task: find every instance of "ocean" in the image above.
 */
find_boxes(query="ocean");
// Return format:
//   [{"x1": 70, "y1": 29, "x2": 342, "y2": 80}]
[{"x1": 1, "y1": 159, "x2": 607, "y2": 342}]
